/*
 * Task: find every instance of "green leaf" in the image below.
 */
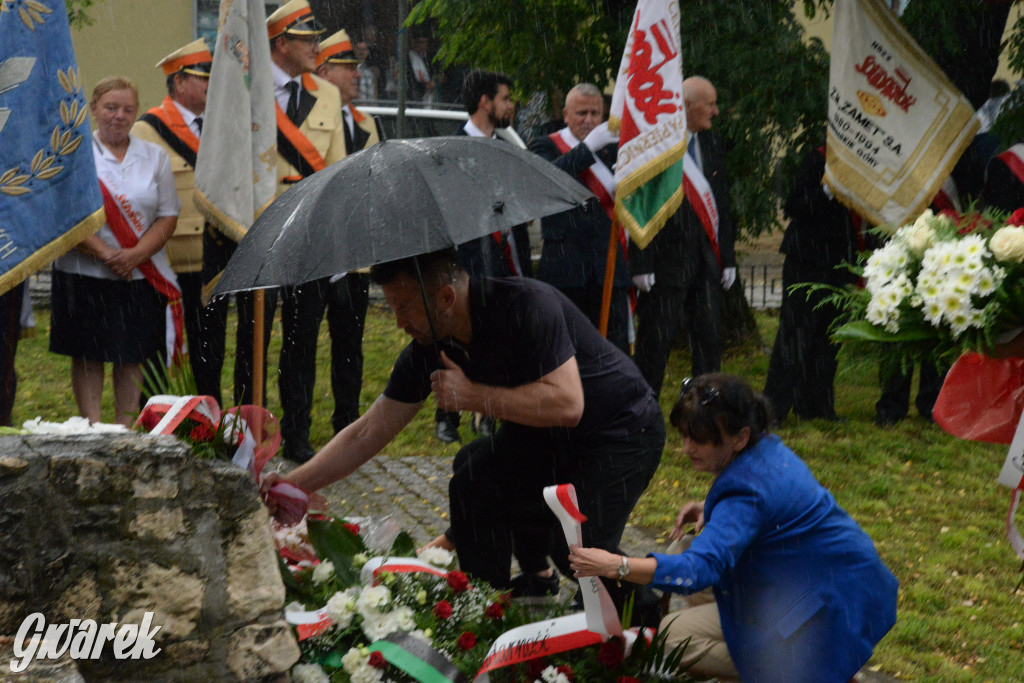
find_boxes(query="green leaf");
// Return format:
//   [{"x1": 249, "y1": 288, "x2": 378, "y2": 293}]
[
  {"x1": 307, "y1": 518, "x2": 368, "y2": 586},
  {"x1": 833, "y1": 320, "x2": 938, "y2": 343},
  {"x1": 389, "y1": 530, "x2": 417, "y2": 557},
  {"x1": 277, "y1": 555, "x2": 315, "y2": 603}
]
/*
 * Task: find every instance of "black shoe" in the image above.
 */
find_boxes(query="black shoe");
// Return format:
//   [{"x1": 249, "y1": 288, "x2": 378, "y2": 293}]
[
  {"x1": 284, "y1": 442, "x2": 316, "y2": 464},
  {"x1": 874, "y1": 414, "x2": 902, "y2": 427},
  {"x1": 508, "y1": 572, "x2": 560, "y2": 598},
  {"x1": 472, "y1": 414, "x2": 495, "y2": 437},
  {"x1": 434, "y1": 419, "x2": 460, "y2": 443}
]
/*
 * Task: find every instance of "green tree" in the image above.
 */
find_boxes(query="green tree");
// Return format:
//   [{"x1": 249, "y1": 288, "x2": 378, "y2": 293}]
[{"x1": 64, "y1": 0, "x2": 102, "y2": 30}]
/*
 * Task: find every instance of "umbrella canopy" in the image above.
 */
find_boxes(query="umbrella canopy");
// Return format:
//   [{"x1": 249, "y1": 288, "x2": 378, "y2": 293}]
[{"x1": 212, "y1": 136, "x2": 595, "y2": 296}]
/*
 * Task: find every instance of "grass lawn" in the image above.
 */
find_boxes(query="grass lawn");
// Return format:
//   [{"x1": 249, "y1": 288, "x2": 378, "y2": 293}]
[{"x1": 14, "y1": 302, "x2": 1024, "y2": 681}]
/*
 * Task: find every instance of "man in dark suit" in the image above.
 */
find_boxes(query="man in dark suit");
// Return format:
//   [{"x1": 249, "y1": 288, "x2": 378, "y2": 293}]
[
  {"x1": 529, "y1": 83, "x2": 631, "y2": 353},
  {"x1": 434, "y1": 70, "x2": 526, "y2": 443},
  {"x1": 630, "y1": 76, "x2": 736, "y2": 399},
  {"x1": 312, "y1": 29, "x2": 386, "y2": 435}
]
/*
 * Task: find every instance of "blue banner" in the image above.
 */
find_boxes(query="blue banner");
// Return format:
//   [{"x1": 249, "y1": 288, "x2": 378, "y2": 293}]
[{"x1": 0, "y1": 0, "x2": 104, "y2": 294}]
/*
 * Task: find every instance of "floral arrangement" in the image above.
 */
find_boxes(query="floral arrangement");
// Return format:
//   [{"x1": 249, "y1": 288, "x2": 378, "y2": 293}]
[
  {"x1": 279, "y1": 517, "x2": 693, "y2": 683},
  {"x1": 830, "y1": 207, "x2": 1024, "y2": 364}
]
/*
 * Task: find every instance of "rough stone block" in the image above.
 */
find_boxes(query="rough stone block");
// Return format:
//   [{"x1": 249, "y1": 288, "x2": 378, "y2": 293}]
[{"x1": 226, "y1": 621, "x2": 300, "y2": 681}]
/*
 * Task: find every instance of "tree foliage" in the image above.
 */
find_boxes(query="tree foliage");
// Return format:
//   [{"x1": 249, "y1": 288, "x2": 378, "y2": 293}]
[
  {"x1": 64, "y1": 0, "x2": 102, "y2": 30},
  {"x1": 410, "y1": 0, "x2": 832, "y2": 236}
]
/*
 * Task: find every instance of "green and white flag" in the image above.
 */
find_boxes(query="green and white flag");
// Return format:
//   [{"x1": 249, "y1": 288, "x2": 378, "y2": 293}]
[{"x1": 608, "y1": 0, "x2": 687, "y2": 249}]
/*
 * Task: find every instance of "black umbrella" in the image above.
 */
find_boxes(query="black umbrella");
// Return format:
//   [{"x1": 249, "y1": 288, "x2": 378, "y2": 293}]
[{"x1": 211, "y1": 136, "x2": 595, "y2": 297}]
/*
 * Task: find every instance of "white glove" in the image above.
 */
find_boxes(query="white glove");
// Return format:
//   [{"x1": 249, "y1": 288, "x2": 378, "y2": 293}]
[
  {"x1": 583, "y1": 121, "x2": 618, "y2": 153},
  {"x1": 721, "y1": 267, "x2": 737, "y2": 290},
  {"x1": 632, "y1": 273, "x2": 655, "y2": 292}
]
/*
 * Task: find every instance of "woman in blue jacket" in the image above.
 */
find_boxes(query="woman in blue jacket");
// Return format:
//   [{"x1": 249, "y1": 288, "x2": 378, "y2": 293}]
[{"x1": 569, "y1": 373, "x2": 898, "y2": 682}]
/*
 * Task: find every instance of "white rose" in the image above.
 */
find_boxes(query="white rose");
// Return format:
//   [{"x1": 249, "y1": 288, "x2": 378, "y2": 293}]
[
  {"x1": 326, "y1": 590, "x2": 357, "y2": 629},
  {"x1": 989, "y1": 226, "x2": 1024, "y2": 263},
  {"x1": 417, "y1": 546, "x2": 454, "y2": 568}
]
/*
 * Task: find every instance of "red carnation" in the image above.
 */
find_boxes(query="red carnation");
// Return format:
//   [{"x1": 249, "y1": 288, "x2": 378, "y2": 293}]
[
  {"x1": 598, "y1": 637, "x2": 625, "y2": 669},
  {"x1": 457, "y1": 631, "x2": 477, "y2": 650},
  {"x1": 485, "y1": 601, "x2": 504, "y2": 619},
  {"x1": 1009, "y1": 208, "x2": 1024, "y2": 227},
  {"x1": 189, "y1": 423, "x2": 215, "y2": 442},
  {"x1": 446, "y1": 570, "x2": 471, "y2": 593},
  {"x1": 342, "y1": 522, "x2": 361, "y2": 535},
  {"x1": 557, "y1": 665, "x2": 575, "y2": 681},
  {"x1": 433, "y1": 600, "x2": 453, "y2": 619},
  {"x1": 368, "y1": 651, "x2": 387, "y2": 669}
]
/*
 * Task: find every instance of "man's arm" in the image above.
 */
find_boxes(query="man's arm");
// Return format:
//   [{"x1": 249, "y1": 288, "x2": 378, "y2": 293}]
[
  {"x1": 528, "y1": 135, "x2": 597, "y2": 178},
  {"x1": 431, "y1": 352, "x2": 584, "y2": 428},
  {"x1": 268, "y1": 395, "x2": 421, "y2": 492}
]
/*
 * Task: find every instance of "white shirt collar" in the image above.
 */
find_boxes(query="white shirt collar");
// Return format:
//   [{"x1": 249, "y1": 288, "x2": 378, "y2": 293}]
[
  {"x1": 272, "y1": 61, "x2": 302, "y2": 110},
  {"x1": 92, "y1": 129, "x2": 142, "y2": 165},
  {"x1": 462, "y1": 119, "x2": 493, "y2": 139}
]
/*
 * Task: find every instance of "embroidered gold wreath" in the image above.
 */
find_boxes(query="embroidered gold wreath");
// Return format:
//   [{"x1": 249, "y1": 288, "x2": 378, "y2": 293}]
[
  {"x1": 0, "y1": 66, "x2": 86, "y2": 197},
  {"x1": 1, "y1": 0, "x2": 51, "y2": 30}
]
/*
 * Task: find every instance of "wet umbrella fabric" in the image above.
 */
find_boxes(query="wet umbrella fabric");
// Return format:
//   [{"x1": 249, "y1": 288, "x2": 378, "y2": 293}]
[{"x1": 211, "y1": 136, "x2": 595, "y2": 296}]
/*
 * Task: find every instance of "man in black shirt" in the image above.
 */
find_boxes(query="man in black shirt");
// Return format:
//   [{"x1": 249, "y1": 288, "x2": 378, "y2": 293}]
[{"x1": 262, "y1": 249, "x2": 664, "y2": 610}]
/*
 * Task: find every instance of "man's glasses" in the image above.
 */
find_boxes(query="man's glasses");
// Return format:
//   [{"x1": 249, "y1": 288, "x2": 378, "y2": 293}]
[{"x1": 679, "y1": 377, "x2": 720, "y2": 406}]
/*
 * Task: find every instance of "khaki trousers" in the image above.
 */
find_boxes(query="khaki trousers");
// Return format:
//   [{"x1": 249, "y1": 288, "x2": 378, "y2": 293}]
[{"x1": 659, "y1": 589, "x2": 741, "y2": 681}]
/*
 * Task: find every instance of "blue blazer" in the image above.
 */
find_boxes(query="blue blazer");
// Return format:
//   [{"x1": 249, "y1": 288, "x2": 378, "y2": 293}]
[{"x1": 650, "y1": 435, "x2": 898, "y2": 683}]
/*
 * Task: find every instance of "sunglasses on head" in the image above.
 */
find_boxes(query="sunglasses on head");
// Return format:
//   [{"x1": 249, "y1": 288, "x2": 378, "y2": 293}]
[{"x1": 679, "y1": 377, "x2": 720, "y2": 406}]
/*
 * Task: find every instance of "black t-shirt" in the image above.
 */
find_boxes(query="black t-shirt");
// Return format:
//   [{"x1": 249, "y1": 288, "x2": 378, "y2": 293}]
[{"x1": 384, "y1": 277, "x2": 661, "y2": 445}]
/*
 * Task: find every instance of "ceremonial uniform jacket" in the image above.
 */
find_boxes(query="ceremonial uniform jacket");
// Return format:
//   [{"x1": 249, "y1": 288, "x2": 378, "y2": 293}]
[
  {"x1": 345, "y1": 104, "x2": 383, "y2": 155},
  {"x1": 131, "y1": 99, "x2": 203, "y2": 274},
  {"x1": 276, "y1": 72, "x2": 346, "y2": 196}
]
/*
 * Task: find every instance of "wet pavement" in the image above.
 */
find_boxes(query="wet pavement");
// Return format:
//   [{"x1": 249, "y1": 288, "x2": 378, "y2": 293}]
[{"x1": 285, "y1": 454, "x2": 899, "y2": 683}]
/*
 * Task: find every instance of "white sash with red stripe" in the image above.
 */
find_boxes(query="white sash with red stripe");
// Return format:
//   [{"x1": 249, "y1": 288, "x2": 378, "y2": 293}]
[
  {"x1": 550, "y1": 128, "x2": 617, "y2": 221},
  {"x1": 682, "y1": 151, "x2": 721, "y2": 266},
  {"x1": 998, "y1": 144, "x2": 1024, "y2": 187}
]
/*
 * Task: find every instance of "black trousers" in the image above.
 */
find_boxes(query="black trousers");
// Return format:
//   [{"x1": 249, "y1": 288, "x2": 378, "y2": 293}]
[
  {"x1": 326, "y1": 273, "x2": 370, "y2": 432},
  {"x1": 763, "y1": 258, "x2": 842, "y2": 421},
  {"x1": 196, "y1": 226, "x2": 276, "y2": 407},
  {"x1": 559, "y1": 284, "x2": 631, "y2": 355},
  {"x1": 447, "y1": 418, "x2": 663, "y2": 605},
  {"x1": 0, "y1": 283, "x2": 23, "y2": 426},
  {"x1": 876, "y1": 354, "x2": 949, "y2": 422},
  {"x1": 633, "y1": 264, "x2": 722, "y2": 398},
  {"x1": 279, "y1": 278, "x2": 327, "y2": 449}
]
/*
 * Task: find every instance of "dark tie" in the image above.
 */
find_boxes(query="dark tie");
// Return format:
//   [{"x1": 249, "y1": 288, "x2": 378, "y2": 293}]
[
  {"x1": 343, "y1": 109, "x2": 354, "y2": 152},
  {"x1": 194, "y1": 116, "x2": 203, "y2": 136},
  {"x1": 687, "y1": 138, "x2": 700, "y2": 170},
  {"x1": 286, "y1": 81, "x2": 300, "y2": 123}
]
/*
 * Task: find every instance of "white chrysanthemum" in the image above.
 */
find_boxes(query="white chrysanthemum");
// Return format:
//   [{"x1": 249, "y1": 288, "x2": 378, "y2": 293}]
[
  {"x1": 391, "y1": 605, "x2": 417, "y2": 632},
  {"x1": 357, "y1": 584, "x2": 391, "y2": 613},
  {"x1": 540, "y1": 665, "x2": 573, "y2": 683},
  {"x1": 360, "y1": 609, "x2": 396, "y2": 641},
  {"x1": 292, "y1": 663, "x2": 331, "y2": 683},
  {"x1": 341, "y1": 648, "x2": 383, "y2": 683},
  {"x1": 312, "y1": 560, "x2": 334, "y2": 585},
  {"x1": 975, "y1": 269, "x2": 997, "y2": 297},
  {"x1": 417, "y1": 546, "x2": 455, "y2": 568},
  {"x1": 923, "y1": 300, "x2": 943, "y2": 325},
  {"x1": 326, "y1": 589, "x2": 357, "y2": 629}
]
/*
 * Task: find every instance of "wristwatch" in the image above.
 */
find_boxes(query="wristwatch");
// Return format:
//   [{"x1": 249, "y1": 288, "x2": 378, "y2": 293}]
[{"x1": 616, "y1": 555, "x2": 630, "y2": 580}]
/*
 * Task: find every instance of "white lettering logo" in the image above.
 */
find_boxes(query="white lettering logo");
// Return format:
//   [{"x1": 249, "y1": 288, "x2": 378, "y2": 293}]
[{"x1": 10, "y1": 612, "x2": 161, "y2": 673}]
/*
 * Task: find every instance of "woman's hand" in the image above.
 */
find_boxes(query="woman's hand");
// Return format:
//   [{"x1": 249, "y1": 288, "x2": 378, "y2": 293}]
[
  {"x1": 568, "y1": 544, "x2": 620, "y2": 579},
  {"x1": 671, "y1": 500, "x2": 706, "y2": 540},
  {"x1": 105, "y1": 246, "x2": 146, "y2": 280},
  {"x1": 260, "y1": 471, "x2": 285, "y2": 516}
]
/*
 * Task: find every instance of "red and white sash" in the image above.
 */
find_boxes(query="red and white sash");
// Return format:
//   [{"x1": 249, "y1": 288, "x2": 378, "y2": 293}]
[
  {"x1": 682, "y1": 150, "x2": 722, "y2": 266},
  {"x1": 931, "y1": 175, "x2": 962, "y2": 214},
  {"x1": 549, "y1": 128, "x2": 618, "y2": 220},
  {"x1": 997, "y1": 143, "x2": 1024, "y2": 187},
  {"x1": 97, "y1": 176, "x2": 184, "y2": 365}
]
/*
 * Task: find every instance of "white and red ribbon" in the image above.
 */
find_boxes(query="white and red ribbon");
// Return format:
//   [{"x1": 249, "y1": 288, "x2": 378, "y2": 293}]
[
  {"x1": 360, "y1": 557, "x2": 449, "y2": 585},
  {"x1": 682, "y1": 151, "x2": 721, "y2": 266},
  {"x1": 285, "y1": 606, "x2": 334, "y2": 641},
  {"x1": 998, "y1": 408, "x2": 1024, "y2": 560}
]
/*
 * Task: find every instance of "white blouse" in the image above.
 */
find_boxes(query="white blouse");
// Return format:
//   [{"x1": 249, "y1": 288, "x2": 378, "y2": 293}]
[{"x1": 55, "y1": 132, "x2": 180, "y2": 280}]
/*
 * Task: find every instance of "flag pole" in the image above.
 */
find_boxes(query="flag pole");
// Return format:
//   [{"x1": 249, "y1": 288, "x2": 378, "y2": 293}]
[
  {"x1": 598, "y1": 221, "x2": 620, "y2": 337},
  {"x1": 253, "y1": 290, "x2": 266, "y2": 407}
]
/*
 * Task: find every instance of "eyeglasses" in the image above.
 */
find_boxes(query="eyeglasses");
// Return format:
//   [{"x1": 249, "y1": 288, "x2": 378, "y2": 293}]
[{"x1": 678, "y1": 377, "x2": 720, "y2": 406}]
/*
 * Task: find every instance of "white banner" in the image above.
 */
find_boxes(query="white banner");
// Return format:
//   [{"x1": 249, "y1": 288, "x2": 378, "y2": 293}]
[
  {"x1": 608, "y1": 0, "x2": 687, "y2": 249},
  {"x1": 824, "y1": 0, "x2": 978, "y2": 228},
  {"x1": 193, "y1": 0, "x2": 277, "y2": 243}
]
